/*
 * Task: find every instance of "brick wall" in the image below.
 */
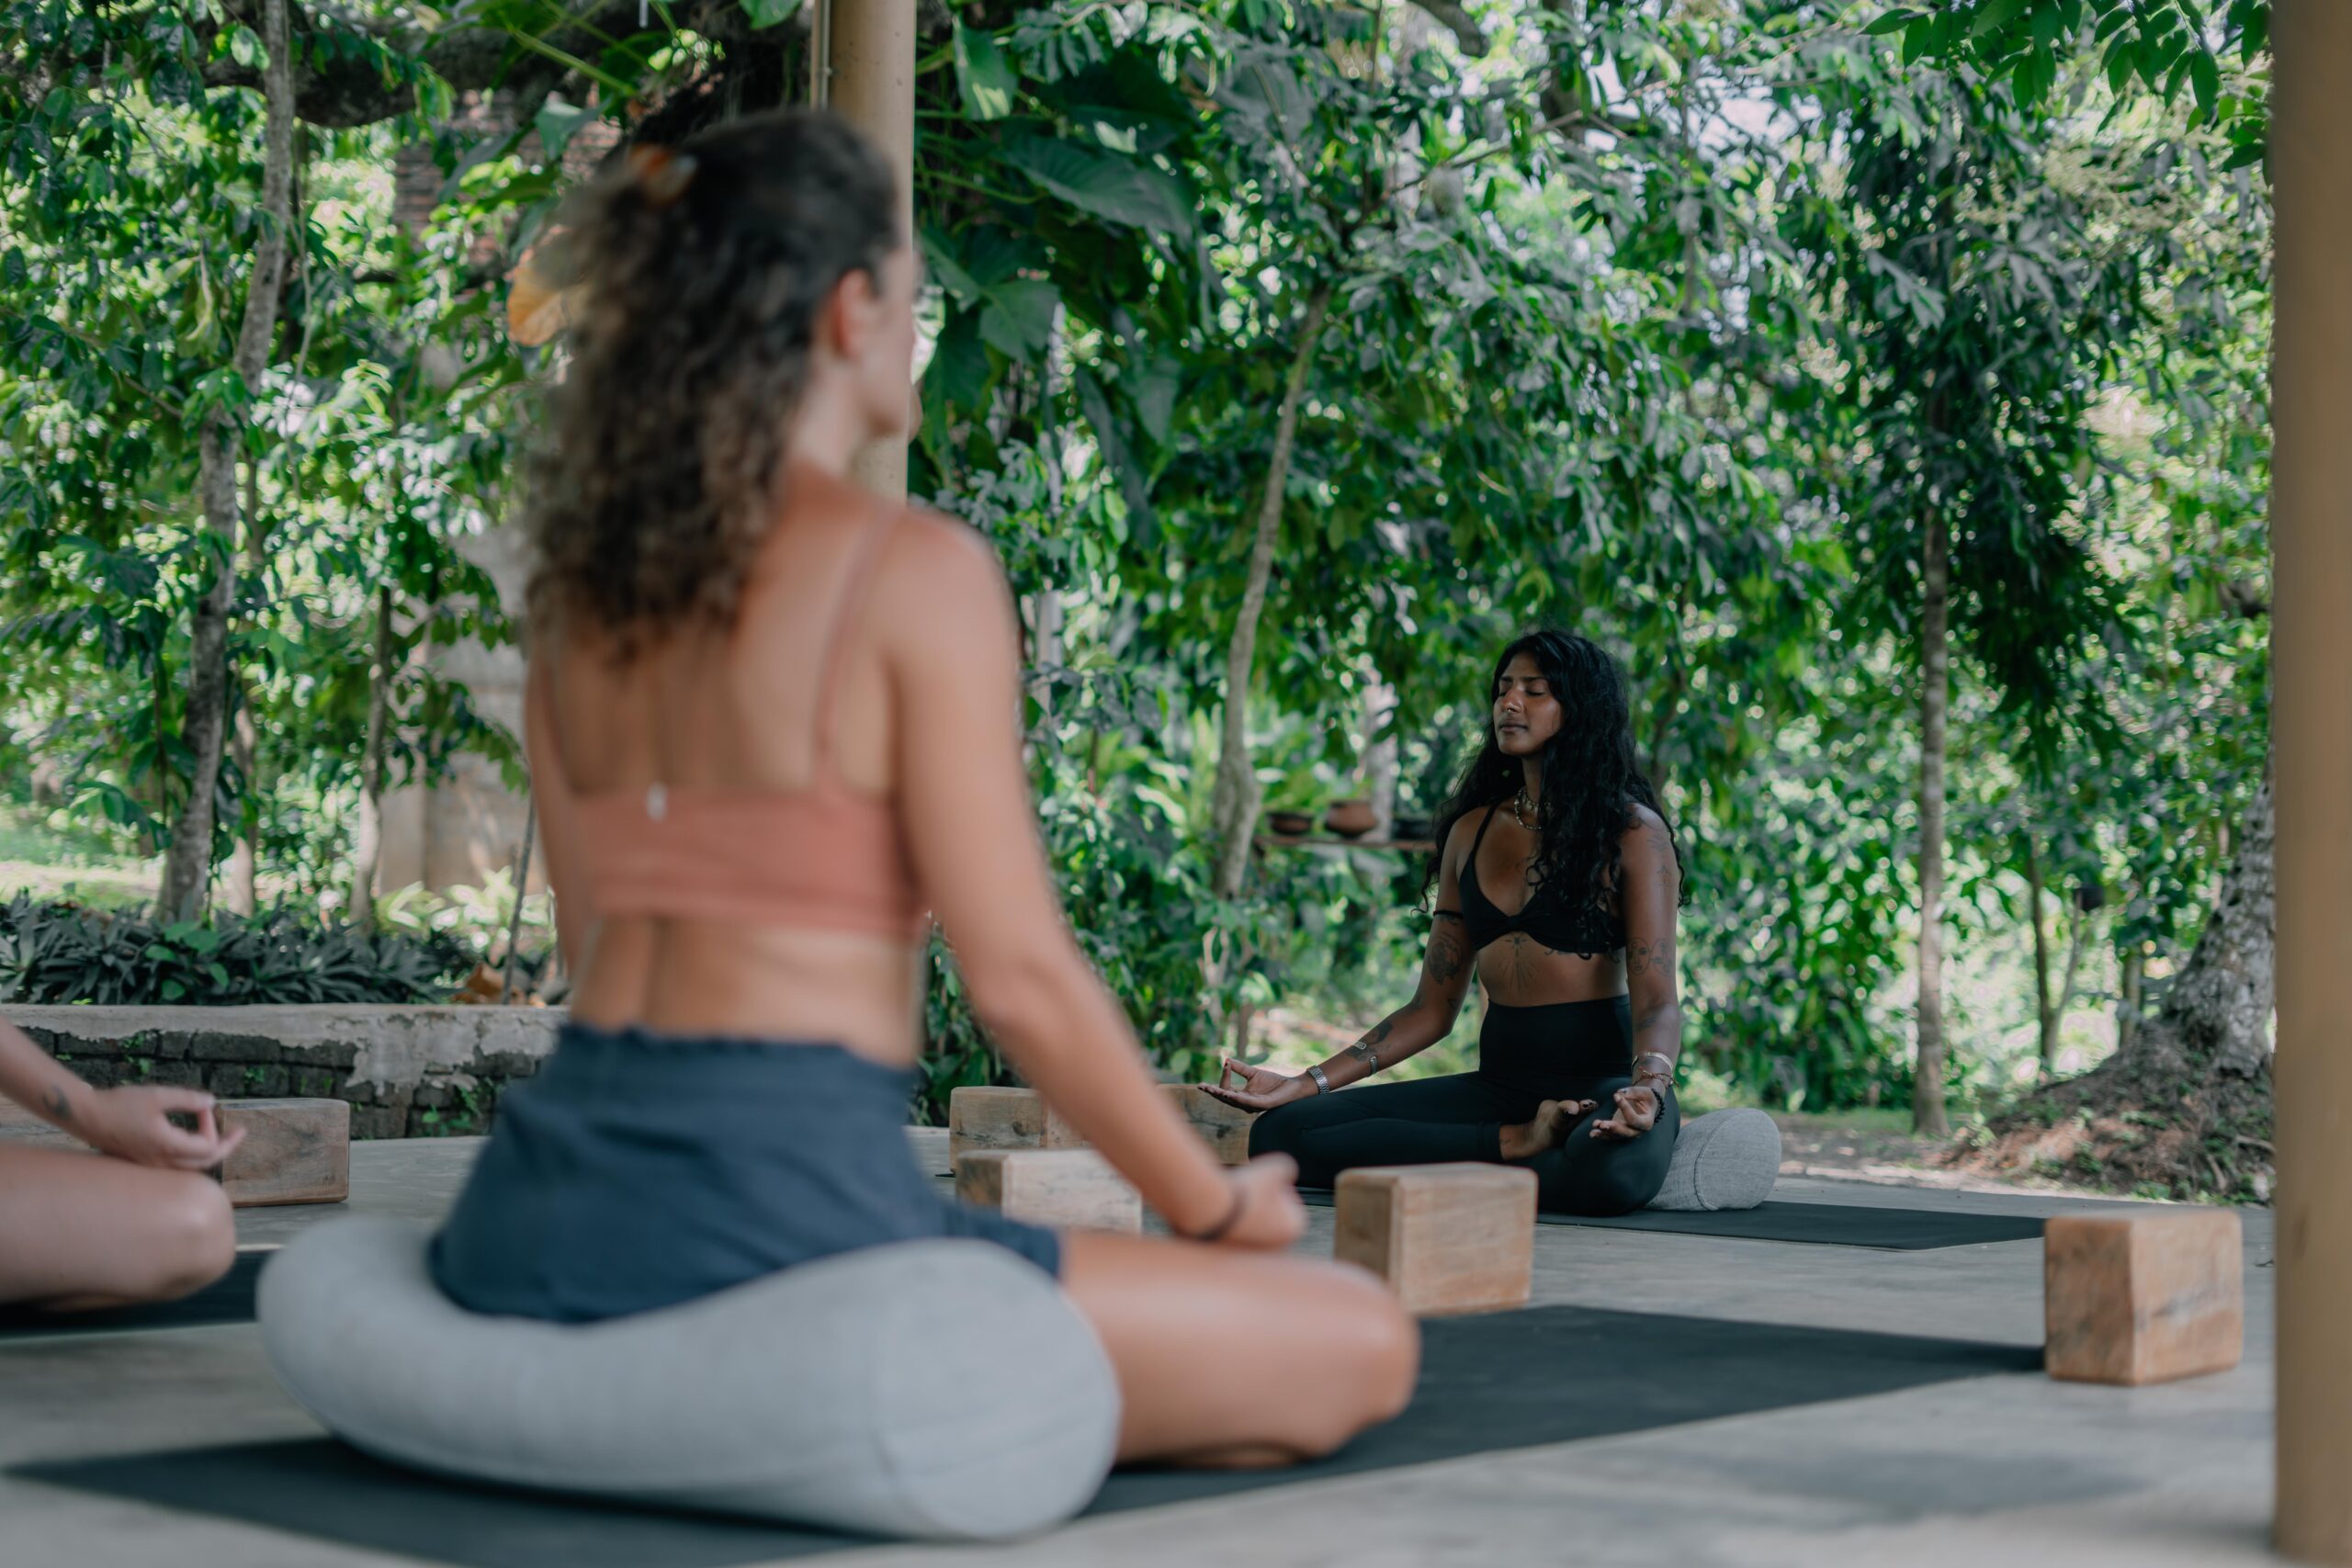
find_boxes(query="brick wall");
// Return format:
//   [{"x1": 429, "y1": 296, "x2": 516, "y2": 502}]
[{"x1": 11, "y1": 1007, "x2": 560, "y2": 1140}]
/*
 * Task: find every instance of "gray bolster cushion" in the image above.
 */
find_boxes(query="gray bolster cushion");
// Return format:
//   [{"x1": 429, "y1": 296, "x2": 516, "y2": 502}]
[
  {"x1": 1649, "y1": 1109, "x2": 1781, "y2": 1212},
  {"x1": 257, "y1": 1217, "x2": 1120, "y2": 1541}
]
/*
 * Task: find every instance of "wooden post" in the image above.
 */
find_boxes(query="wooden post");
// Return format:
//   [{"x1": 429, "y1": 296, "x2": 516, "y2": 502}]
[
  {"x1": 2272, "y1": 0, "x2": 2352, "y2": 1557},
  {"x1": 822, "y1": 0, "x2": 915, "y2": 501}
]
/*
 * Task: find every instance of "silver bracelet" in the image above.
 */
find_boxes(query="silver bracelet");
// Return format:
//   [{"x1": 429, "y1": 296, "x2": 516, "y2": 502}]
[
  {"x1": 1348, "y1": 1041, "x2": 1380, "y2": 1070},
  {"x1": 1306, "y1": 1064, "x2": 1332, "y2": 1095}
]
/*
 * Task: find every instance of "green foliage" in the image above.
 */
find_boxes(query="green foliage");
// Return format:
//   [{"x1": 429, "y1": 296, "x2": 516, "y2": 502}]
[
  {"x1": 0, "y1": 0, "x2": 2277, "y2": 1117},
  {"x1": 1864, "y1": 0, "x2": 2268, "y2": 168},
  {"x1": 0, "y1": 894, "x2": 480, "y2": 1006}
]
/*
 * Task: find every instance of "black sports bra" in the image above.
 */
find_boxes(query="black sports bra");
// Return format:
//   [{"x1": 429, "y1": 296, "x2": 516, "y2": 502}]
[{"x1": 1457, "y1": 805, "x2": 1626, "y2": 959}]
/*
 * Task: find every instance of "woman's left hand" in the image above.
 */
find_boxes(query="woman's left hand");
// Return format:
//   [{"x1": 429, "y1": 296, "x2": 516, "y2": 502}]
[{"x1": 1588, "y1": 1083, "x2": 1664, "y2": 1142}]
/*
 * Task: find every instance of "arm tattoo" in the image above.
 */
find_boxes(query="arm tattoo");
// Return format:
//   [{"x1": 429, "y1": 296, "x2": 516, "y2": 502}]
[
  {"x1": 1427, "y1": 919, "x2": 1468, "y2": 987},
  {"x1": 1350, "y1": 1016, "x2": 1396, "y2": 1070},
  {"x1": 1627, "y1": 936, "x2": 1676, "y2": 979},
  {"x1": 42, "y1": 1085, "x2": 72, "y2": 1124}
]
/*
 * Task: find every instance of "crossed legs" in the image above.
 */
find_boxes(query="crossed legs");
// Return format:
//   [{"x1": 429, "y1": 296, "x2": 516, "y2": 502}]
[
  {"x1": 1250, "y1": 1071, "x2": 1679, "y2": 1217},
  {"x1": 1057, "y1": 1231, "x2": 1419, "y2": 1468},
  {"x1": 0, "y1": 1145, "x2": 237, "y2": 1310}
]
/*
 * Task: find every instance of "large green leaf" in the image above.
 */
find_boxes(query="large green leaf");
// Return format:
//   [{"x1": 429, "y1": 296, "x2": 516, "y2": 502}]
[
  {"x1": 533, "y1": 95, "x2": 592, "y2": 160},
  {"x1": 1002, "y1": 138, "x2": 1194, "y2": 238},
  {"x1": 978, "y1": 278, "x2": 1059, "y2": 361},
  {"x1": 925, "y1": 309, "x2": 993, "y2": 412},
  {"x1": 741, "y1": 0, "x2": 804, "y2": 29},
  {"x1": 954, "y1": 20, "x2": 1016, "y2": 120},
  {"x1": 1076, "y1": 365, "x2": 1155, "y2": 547}
]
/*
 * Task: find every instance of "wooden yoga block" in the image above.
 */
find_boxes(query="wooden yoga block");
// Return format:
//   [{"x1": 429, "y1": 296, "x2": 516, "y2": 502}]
[
  {"x1": 2044, "y1": 1207, "x2": 2243, "y2": 1386},
  {"x1": 946, "y1": 1086, "x2": 1083, "y2": 1164},
  {"x1": 0, "y1": 1095, "x2": 347, "y2": 1207},
  {"x1": 1161, "y1": 1083, "x2": 1257, "y2": 1166},
  {"x1": 217, "y1": 1099, "x2": 350, "y2": 1207},
  {"x1": 1334, "y1": 1163, "x2": 1536, "y2": 1316},
  {"x1": 955, "y1": 1149, "x2": 1141, "y2": 1233}
]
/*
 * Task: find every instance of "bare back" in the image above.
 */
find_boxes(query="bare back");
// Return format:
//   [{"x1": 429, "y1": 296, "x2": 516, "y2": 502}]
[{"x1": 535, "y1": 469, "x2": 933, "y2": 1061}]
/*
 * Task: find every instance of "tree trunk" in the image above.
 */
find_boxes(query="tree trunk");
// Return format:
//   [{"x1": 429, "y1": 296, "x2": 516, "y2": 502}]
[
  {"x1": 500, "y1": 793, "x2": 537, "y2": 1003},
  {"x1": 2055, "y1": 902, "x2": 2093, "y2": 1043},
  {"x1": 217, "y1": 702, "x2": 259, "y2": 917},
  {"x1": 2118, "y1": 943, "x2": 2144, "y2": 1054},
  {"x1": 1360, "y1": 670, "x2": 1398, "y2": 839},
  {"x1": 157, "y1": 0, "x2": 295, "y2": 921},
  {"x1": 1913, "y1": 511, "x2": 1951, "y2": 1136},
  {"x1": 1211, "y1": 281, "x2": 1332, "y2": 900},
  {"x1": 1952, "y1": 770, "x2": 2276, "y2": 1199},
  {"x1": 218, "y1": 452, "x2": 268, "y2": 918},
  {"x1": 2154, "y1": 770, "x2": 2275, "y2": 1079},
  {"x1": 2024, "y1": 833, "x2": 2054, "y2": 1082},
  {"x1": 347, "y1": 584, "x2": 396, "y2": 929}
]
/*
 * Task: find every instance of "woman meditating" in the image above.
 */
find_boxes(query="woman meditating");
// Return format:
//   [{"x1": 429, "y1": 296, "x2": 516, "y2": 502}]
[
  {"x1": 0, "y1": 1018, "x2": 243, "y2": 1310},
  {"x1": 1208, "y1": 629, "x2": 1686, "y2": 1216},
  {"x1": 427, "y1": 111, "x2": 1413, "y2": 1472}
]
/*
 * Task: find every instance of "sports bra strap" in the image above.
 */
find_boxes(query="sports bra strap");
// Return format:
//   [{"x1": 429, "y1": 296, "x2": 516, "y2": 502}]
[
  {"x1": 811, "y1": 502, "x2": 902, "y2": 772},
  {"x1": 1467, "y1": 797, "x2": 1502, "y2": 861}
]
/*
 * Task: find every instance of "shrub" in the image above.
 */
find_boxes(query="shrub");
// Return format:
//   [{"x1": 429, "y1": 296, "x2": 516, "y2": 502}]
[{"x1": 0, "y1": 895, "x2": 481, "y2": 1006}]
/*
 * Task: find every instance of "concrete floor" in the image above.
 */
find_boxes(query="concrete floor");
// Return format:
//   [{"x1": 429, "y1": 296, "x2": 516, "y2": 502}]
[{"x1": 0, "y1": 1136, "x2": 2279, "y2": 1567}]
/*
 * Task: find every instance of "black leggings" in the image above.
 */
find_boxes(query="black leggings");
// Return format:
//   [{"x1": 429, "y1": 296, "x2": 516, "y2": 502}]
[{"x1": 1248, "y1": 997, "x2": 1679, "y2": 1217}]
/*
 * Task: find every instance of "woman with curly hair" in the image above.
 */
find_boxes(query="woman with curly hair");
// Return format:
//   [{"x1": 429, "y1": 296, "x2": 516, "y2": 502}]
[
  {"x1": 1209, "y1": 630, "x2": 1687, "y2": 1216},
  {"x1": 424, "y1": 110, "x2": 1412, "y2": 1476}
]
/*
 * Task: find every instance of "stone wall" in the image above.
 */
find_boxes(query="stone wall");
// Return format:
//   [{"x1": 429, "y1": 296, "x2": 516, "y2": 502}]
[{"x1": 10, "y1": 1006, "x2": 560, "y2": 1139}]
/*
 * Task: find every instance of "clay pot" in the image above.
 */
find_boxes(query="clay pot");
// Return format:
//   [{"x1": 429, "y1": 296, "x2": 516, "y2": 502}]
[
  {"x1": 1326, "y1": 800, "x2": 1377, "y2": 839},
  {"x1": 1266, "y1": 810, "x2": 1315, "y2": 837}
]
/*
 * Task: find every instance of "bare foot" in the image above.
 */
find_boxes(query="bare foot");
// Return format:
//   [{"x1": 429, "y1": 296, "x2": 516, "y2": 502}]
[{"x1": 1498, "y1": 1099, "x2": 1593, "y2": 1161}]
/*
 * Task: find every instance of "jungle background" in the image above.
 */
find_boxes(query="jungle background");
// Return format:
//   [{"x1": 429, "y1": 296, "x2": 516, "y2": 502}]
[{"x1": 0, "y1": 0, "x2": 2277, "y2": 1197}]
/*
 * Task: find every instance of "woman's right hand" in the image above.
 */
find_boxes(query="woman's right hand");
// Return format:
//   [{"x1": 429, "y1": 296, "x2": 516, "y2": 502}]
[
  {"x1": 1191, "y1": 1154, "x2": 1307, "y2": 1250},
  {"x1": 80, "y1": 1085, "x2": 247, "y2": 1171}
]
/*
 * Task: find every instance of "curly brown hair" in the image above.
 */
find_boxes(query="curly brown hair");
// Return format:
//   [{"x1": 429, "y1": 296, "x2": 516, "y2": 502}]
[{"x1": 522, "y1": 110, "x2": 900, "y2": 657}]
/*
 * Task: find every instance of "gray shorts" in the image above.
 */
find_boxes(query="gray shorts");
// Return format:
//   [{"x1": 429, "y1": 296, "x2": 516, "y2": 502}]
[{"x1": 431, "y1": 1021, "x2": 1059, "y2": 1322}]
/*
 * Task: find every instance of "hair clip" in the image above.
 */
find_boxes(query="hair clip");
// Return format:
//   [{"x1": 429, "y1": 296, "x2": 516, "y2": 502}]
[{"x1": 626, "y1": 144, "x2": 699, "y2": 209}]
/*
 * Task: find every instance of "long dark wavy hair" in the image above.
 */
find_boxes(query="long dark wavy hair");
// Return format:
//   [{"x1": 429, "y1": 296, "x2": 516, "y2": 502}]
[
  {"x1": 522, "y1": 110, "x2": 899, "y2": 657},
  {"x1": 1422, "y1": 629, "x2": 1689, "y2": 920}
]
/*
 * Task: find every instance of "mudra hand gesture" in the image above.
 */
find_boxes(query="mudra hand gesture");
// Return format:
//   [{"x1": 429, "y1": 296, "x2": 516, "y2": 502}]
[
  {"x1": 86, "y1": 1086, "x2": 247, "y2": 1170},
  {"x1": 1588, "y1": 1082, "x2": 1664, "y2": 1142},
  {"x1": 1203, "y1": 1056, "x2": 1317, "y2": 1113}
]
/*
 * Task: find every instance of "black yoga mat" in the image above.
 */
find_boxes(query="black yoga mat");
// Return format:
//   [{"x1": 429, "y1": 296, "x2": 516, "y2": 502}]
[
  {"x1": 16, "y1": 1305, "x2": 2043, "y2": 1568},
  {"x1": 1298, "y1": 1190, "x2": 2047, "y2": 1249},
  {"x1": 0, "y1": 1249, "x2": 266, "y2": 1340}
]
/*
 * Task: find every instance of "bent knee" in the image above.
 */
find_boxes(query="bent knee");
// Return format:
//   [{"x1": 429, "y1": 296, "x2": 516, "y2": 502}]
[
  {"x1": 142, "y1": 1175, "x2": 236, "y2": 1299},
  {"x1": 1248, "y1": 1100, "x2": 1314, "y2": 1158},
  {"x1": 1549, "y1": 1167, "x2": 1660, "y2": 1219},
  {"x1": 1286, "y1": 1266, "x2": 1419, "y2": 1453}
]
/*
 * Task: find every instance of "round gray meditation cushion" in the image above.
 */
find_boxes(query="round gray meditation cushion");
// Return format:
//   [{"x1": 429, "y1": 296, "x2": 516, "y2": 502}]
[
  {"x1": 1648, "y1": 1109, "x2": 1781, "y2": 1212},
  {"x1": 258, "y1": 1217, "x2": 1120, "y2": 1541}
]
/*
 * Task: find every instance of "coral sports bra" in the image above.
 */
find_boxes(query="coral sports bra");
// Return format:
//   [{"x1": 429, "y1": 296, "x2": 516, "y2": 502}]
[{"x1": 539, "y1": 498, "x2": 930, "y2": 942}]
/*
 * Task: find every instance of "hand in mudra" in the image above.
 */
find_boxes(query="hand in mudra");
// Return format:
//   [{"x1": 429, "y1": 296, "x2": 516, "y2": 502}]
[
  {"x1": 85, "y1": 1086, "x2": 248, "y2": 1170},
  {"x1": 1202, "y1": 1056, "x2": 1317, "y2": 1114},
  {"x1": 1589, "y1": 1083, "x2": 1664, "y2": 1143}
]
